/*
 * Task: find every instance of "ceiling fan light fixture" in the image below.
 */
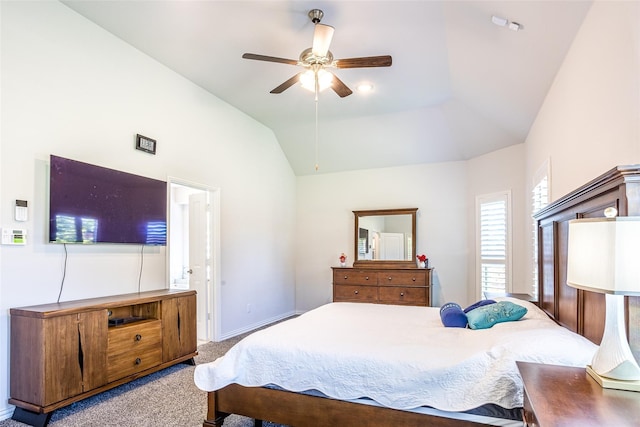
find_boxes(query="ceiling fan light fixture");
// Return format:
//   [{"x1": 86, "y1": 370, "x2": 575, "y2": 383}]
[
  {"x1": 312, "y1": 23, "x2": 335, "y2": 57},
  {"x1": 300, "y1": 69, "x2": 333, "y2": 93}
]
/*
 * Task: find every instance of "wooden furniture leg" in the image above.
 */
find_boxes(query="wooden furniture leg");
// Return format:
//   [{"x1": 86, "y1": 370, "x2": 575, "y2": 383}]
[
  {"x1": 12, "y1": 408, "x2": 52, "y2": 427},
  {"x1": 203, "y1": 388, "x2": 229, "y2": 427}
]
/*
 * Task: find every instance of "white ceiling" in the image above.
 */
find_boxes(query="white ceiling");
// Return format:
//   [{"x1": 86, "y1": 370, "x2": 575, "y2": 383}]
[{"x1": 61, "y1": 0, "x2": 592, "y2": 176}]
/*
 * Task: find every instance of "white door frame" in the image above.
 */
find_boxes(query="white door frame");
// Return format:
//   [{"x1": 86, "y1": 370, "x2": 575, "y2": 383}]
[{"x1": 167, "y1": 177, "x2": 221, "y2": 342}]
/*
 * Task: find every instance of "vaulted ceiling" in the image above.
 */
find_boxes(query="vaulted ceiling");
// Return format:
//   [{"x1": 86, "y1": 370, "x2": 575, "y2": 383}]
[{"x1": 61, "y1": 0, "x2": 592, "y2": 175}]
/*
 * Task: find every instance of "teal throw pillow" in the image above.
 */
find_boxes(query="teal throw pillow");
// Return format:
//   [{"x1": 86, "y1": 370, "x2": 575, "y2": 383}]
[{"x1": 466, "y1": 301, "x2": 527, "y2": 330}]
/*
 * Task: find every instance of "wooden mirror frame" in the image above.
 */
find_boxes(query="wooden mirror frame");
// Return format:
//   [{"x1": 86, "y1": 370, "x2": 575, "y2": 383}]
[{"x1": 353, "y1": 208, "x2": 418, "y2": 269}]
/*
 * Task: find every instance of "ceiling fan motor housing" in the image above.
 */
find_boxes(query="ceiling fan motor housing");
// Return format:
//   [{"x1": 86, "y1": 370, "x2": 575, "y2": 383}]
[{"x1": 300, "y1": 48, "x2": 333, "y2": 66}]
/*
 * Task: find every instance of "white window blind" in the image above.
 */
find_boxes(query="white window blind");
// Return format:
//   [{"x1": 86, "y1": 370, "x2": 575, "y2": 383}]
[
  {"x1": 531, "y1": 172, "x2": 549, "y2": 298},
  {"x1": 476, "y1": 192, "x2": 511, "y2": 298}
]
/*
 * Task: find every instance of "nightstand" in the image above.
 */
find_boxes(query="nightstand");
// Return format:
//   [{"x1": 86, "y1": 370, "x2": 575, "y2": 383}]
[{"x1": 517, "y1": 361, "x2": 640, "y2": 426}]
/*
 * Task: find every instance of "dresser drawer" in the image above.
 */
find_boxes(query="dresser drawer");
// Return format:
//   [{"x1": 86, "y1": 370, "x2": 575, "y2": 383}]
[
  {"x1": 377, "y1": 270, "x2": 426, "y2": 286},
  {"x1": 333, "y1": 270, "x2": 377, "y2": 285},
  {"x1": 378, "y1": 286, "x2": 428, "y2": 305},
  {"x1": 107, "y1": 320, "x2": 162, "y2": 382},
  {"x1": 333, "y1": 284, "x2": 378, "y2": 302}
]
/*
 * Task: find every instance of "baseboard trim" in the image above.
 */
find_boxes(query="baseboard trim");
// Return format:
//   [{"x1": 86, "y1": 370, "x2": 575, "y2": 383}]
[
  {"x1": 0, "y1": 405, "x2": 15, "y2": 422},
  {"x1": 217, "y1": 310, "x2": 296, "y2": 341}
]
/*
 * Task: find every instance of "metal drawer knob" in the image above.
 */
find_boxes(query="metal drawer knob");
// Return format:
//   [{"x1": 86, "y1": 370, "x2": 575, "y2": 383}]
[
  {"x1": 412, "y1": 277, "x2": 416, "y2": 281},
  {"x1": 400, "y1": 292, "x2": 404, "y2": 296},
  {"x1": 135, "y1": 334, "x2": 142, "y2": 341},
  {"x1": 387, "y1": 276, "x2": 392, "y2": 281},
  {"x1": 365, "y1": 276, "x2": 369, "y2": 280},
  {"x1": 344, "y1": 276, "x2": 348, "y2": 279},
  {"x1": 135, "y1": 358, "x2": 141, "y2": 365},
  {"x1": 354, "y1": 290, "x2": 359, "y2": 295}
]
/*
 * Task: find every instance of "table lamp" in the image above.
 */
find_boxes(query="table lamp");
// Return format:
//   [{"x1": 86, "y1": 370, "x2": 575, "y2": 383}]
[{"x1": 567, "y1": 210, "x2": 640, "y2": 391}]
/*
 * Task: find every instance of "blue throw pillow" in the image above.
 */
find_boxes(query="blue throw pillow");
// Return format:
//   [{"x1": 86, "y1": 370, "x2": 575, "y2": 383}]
[
  {"x1": 466, "y1": 301, "x2": 527, "y2": 330},
  {"x1": 440, "y1": 302, "x2": 468, "y2": 328},
  {"x1": 463, "y1": 299, "x2": 496, "y2": 313}
]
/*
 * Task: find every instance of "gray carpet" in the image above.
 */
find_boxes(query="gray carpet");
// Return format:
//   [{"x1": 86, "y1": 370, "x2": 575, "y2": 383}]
[{"x1": 1, "y1": 332, "x2": 286, "y2": 427}]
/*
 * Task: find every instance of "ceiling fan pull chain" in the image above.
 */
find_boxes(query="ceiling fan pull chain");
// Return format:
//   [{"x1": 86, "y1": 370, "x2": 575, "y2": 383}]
[{"x1": 315, "y1": 92, "x2": 319, "y2": 171}]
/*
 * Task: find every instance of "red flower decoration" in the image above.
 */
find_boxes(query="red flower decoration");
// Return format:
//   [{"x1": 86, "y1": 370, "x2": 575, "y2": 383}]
[{"x1": 416, "y1": 254, "x2": 427, "y2": 262}]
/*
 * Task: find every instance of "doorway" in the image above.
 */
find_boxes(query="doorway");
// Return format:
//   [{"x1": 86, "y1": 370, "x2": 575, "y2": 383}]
[{"x1": 168, "y1": 179, "x2": 221, "y2": 343}]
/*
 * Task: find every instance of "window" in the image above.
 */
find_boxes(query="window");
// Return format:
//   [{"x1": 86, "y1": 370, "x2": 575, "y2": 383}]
[
  {"x1": 476, "y1": 192, "x2": 512, "y2": 299},
  {"x1": 531, "y1": 162, "x2": 550, "y2": 298}
]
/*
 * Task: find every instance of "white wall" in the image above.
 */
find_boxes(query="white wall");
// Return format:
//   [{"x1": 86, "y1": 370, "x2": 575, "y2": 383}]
[
  {"x1": 467, "y1": 144, "x2": 527, "y2": 298},
  {"x1": 0, "y1": 1, "x2": 296, "y2": 419},
  {"x1": 526, "y1": 1, "x2": 640, "y2": 199},
  {"x1": 524, "y1": 1, "x2": 640, "y2": 290},
  {"x1": 296, "y1": 161, "x2": 470, "y2": 311}
]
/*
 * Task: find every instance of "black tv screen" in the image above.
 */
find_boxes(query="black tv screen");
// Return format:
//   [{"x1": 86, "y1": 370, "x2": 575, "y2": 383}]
[{"x1": 49, "y1": 155, "x2": 167, "y2": 245}]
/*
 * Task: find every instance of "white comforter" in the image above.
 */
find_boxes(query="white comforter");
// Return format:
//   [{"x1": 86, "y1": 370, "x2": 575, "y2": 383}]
[{"x1": 194, "y1": 299, "x2": 596, "y2": 412}]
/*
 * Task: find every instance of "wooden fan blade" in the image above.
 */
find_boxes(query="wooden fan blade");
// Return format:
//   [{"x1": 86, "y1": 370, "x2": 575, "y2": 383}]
[
  {"x1": 242, "y1": 53, "x2": 298, "y2": 66},
  {"x1": 330, "y1": 74, "x2": 353, "y2": 98},
  {"x1": 270, "y1": 73, "x2": 303, "y2": 94},
  {"x1": 335, "y1": 55, "x2": 392, "y2": 69}
]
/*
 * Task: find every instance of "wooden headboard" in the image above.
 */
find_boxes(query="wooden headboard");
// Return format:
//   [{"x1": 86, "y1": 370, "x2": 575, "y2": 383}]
[{"x1": 534, "y1": 165, "x2": 640, "y2": 361}]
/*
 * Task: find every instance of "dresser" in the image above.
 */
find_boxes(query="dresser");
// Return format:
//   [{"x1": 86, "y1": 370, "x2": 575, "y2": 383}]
[
  {"x1": 9, "y1": 289, "x2": 197, "y2": 427},
  {"x1": 517, "y1": 361, "x2": 640, "y2": 426},
  {"x1": 332, "y1": 267, "x2": 431, "y2": 306}
]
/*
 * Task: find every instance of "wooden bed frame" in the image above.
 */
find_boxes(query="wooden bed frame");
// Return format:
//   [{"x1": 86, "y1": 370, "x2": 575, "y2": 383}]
[{"x1": 202, "y1": 165, "x2": 640, "y2": 427}]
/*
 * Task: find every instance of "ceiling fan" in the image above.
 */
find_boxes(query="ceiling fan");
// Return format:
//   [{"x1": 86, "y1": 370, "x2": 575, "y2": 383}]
[{"x1": 242, "y1": 9, "x2": 392, "y2": 98}]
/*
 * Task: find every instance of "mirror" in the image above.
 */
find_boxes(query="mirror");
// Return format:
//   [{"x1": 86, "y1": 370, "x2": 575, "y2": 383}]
[{"x1": 353, "y1": 208, "x2": 417, "y2": 268}]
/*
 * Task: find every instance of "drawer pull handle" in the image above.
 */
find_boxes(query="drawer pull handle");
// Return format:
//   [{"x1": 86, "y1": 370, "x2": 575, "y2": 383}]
[
  {"x1": 135, "y1": 358, "x2": 142, "y2": 365},
  {"x1": 412, "y1": 277, "x2": 416, "y2": 281},
  {"x1": 400, "y1": 292, "x2": 405, "y2": 297},
  {"x1": 354, "y1": 290, "x2": 359, "y2": 295},
  {"x1": 365, "y1": 276, "x2": 369, "y2": 280},
  {"x1": 135, "y1": 334, "x2": 142, "y2": 341},
  {"x1": 388, "y1": 277, "x2": 392, "y2": 281},
  {"x1": 344, "y1": 276, "x2": 348, "y2": 280}
]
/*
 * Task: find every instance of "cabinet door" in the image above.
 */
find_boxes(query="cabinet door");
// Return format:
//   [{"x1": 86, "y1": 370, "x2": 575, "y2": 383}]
[
  {"x1": 43, "y1": 310, "x2": 107, "y2": 405},
  {"x1": 162, "y1": 295, "x2": 197, "y2": 362},
  {"x1": 77, "y1": 310, "x2": 109, "y2": 391}
]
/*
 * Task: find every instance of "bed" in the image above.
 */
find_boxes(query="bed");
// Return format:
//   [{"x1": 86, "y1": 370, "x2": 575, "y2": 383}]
[
  {"x1": 195, "y1": 166, "x2": 640, "y2": 427},
  {"x1": 194, "y1": 299, "x2": 596, "y2": 427}
]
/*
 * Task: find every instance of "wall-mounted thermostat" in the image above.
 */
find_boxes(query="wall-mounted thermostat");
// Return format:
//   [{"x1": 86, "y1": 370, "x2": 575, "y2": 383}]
[
  {"x1": 15, "y1": 200, "x2": 28, "y2": 222},
  {"x1": 1, "y1": 228, "x2": 27, "y2": 245}
]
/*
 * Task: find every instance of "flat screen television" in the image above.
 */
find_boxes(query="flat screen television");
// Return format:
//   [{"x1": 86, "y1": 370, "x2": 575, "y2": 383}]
[{"x1": 49, "y1": 155, "x2": 167, "y2": 245}]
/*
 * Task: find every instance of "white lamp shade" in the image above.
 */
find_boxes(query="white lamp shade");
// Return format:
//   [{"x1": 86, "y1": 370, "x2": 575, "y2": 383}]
[{"x1": 567, "y1": 217, "x2": 640, "y2": 295}]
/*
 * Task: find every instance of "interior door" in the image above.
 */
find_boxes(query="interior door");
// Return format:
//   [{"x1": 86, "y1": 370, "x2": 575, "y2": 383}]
[
  {"x1": 379, "y1": 232, "x2": 404, "y2": 260},
  {"x1": 189, "y1": 191, "x2": 209, "y2": 341}
]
